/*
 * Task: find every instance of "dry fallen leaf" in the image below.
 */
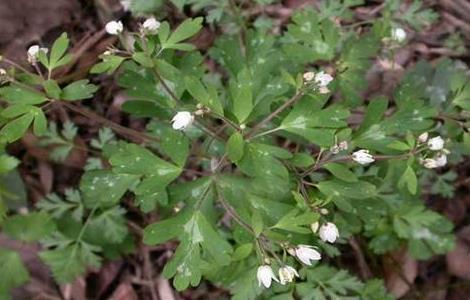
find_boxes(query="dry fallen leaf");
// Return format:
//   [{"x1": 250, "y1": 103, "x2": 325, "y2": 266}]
[{"x1": 383, "y1": 247, "x2": 418, "y2": 298}]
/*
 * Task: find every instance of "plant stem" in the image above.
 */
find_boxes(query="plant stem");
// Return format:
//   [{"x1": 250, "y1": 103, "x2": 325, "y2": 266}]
[
  {"x1": 60, "y1": 101, "x2": 160, "y2": 143},
  {"x1": 246, "y1": 90, "x2": 304, "y2": 139}
]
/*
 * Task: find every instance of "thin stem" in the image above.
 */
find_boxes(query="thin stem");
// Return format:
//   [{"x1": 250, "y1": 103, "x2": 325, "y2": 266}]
[
  {"x1": 60, "y1": 101, "x2": 160, "y2": 143},
  {"x1": 245, "y1": 91, "x2": 304, "y2": 140},
  {"x1": 249, "y1": 127, "x2": 282, "y2": 140}
]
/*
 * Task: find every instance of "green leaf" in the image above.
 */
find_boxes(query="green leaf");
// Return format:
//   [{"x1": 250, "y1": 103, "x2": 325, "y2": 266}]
[
  {"x1": 43, "y1": 80, "x2": 62, "y2": 99},
  {"x1": 0, "y1": 112, "x2": 34, "y2": 142},
  {"x1": 32, "y1": 107, "x2": 47, "y2": 136},
  {"x1": 155, "y1": 124, "x2": 189, "y2": 167},
  {"x1": 3, "y1": 211, "x2": 56, "y2": 242},
  {"x1": 324, "y1": 163, "x2": 358, "y2": 182},
  {"x1": 162, "y1": 17, "x2": 203, "y2": 49},
  {"x1": 61, "y1": 80, "x2": 98, "y2": 101},
  {"x1": 226, "y1": 132, "x2": 244, "y2": 163},
  {"x1": 251, "y1": 209, "x2": 264, "y2": 237},
  {"x1": 143, "y1": 211, "x2": 190, "y2": 245},
  {"x1": 184, "y1": 76, "x2": 223, "y2": 115},
  {"x1": 232, "y1": 243, "x2": 253, "y2": 261},
  {"x1": 0, "y1": 248, "x2": 30, "y2": 293},
  {"x1": 194, "y1": 211, "x2": 233, "y2": 265},
  {"x1": 86, "y1": 206, "x2": 128, "y2": 243},
  {"x1": 80, "y1": 170, "x2": 139, "y2": 208},
  {"x1": 0, "y1": 85, "x2": 47, "y2": 105},
  {"x1": 317, "y1": 179, "x2": 377, "y2": 199},
  {"x1": 230, "y1": 68, "x2": 253, "y2": 123},
  {"x1": 280, "y1": 98, "x2": 348, "y2": 146},
  {"x1": 37, "y1": 189, "x2": 84, "y2": 221},
  {"x1": 0, "y1": 155, "x2": 19, "y2": 174},
  {"x1": 398, "y1": 166, "x2": 418, "y2": 195},
  {"x1": 283, "y1": 9, "x2": 340, "y2": 63},
  {"x1": 272, "y1": 209, "x2": 319, "y2": 234},
  {"x1": 40, "y1": 241, "x2": 101, "y2": 283},
  {"x1": 49, "y1": 33, "x2": 70, "y2": 70},
  {"x1": 132, "y1": 52, "x2": 154, "y2": 68},
  {"x1": 90, "y1": 55, "x2": 126, "y2": 74}
]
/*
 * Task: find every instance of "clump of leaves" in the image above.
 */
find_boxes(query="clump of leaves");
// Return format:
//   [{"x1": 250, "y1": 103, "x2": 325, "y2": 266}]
[{"x1": 0, "y1": 1, "x2": 468, "y2": 300}]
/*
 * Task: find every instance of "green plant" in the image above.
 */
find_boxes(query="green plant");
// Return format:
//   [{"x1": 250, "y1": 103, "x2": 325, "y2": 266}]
[{"x1": 0, "y1": 1, "x2": 468, "y2": 299}]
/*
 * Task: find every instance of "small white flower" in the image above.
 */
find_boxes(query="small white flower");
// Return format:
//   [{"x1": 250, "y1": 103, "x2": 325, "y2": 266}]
[
  {"x1": 27, "y1": 45, "x2": 48, "y2": 64},
  {"x1": 142, "y1": 17, "x2": 161, "y2": 34},
  {"x1": 105, "y1": 20, "x2": 124, "y2": 35},
  {"x1": 303, "y1": 71, "x2": 315, "y2": 82},
  {"x1": 391, "y1": 28, "x2": 407, "y2": 43},
  {"x1": 310, "y1": 221, "x2": 319, "y2": 233},
  {"x1": 278, "y1": 265, "x2": 299, "y2": 285},
  {"x1": 294, "y1": 245, "x2": 321, "y2": 266},
  {"x1": 171, "y1": 111, "x2": 194, "y2": 130},
  {"x1": 257, "y1": 265, "x2": 278, "y2": 288},
  {"x1": 315, "y1": 71, "x2": 334, "y2": 87},
  {"x1": 320, "y1": 208, "x2": 329, "y2": 215},
  {"x1": 0, "y1": 68, "x2": 6, "y2": 76},
  {"x1": 351, "y1": 149, "x2": 375, "y2": 165},
  {"x1": 427, "y1": 136, "x2": 444, "y2": 151},
  {"x1": 418, "y1": 132, "x2": 429, "y2": 143},
  {"x1": 319, "y1": 222, "x2": 339, "y2": 243},
  {"x1": 423, "y1": 154, "x2": 447, "y2": 169}
]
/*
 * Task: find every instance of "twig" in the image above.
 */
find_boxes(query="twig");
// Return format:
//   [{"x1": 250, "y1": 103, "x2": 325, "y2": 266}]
[
  {"x1": 348, "y1": 236, "x2": 373, "y2": 280},
  {"x1": 60, "y1": 101, "x2": 159, "y2": 143}
]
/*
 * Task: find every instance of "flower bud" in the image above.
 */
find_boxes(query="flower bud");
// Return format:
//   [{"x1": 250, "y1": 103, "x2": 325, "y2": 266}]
[
  {"x1": 278, "y1": 265, "x2": 299, "y2": 285},
  {"x1": 391, "y1": 27, "x2": 407, "y2": 43},
  {"x1": 257, "y1": 265, "x2": 278, "y2": 288},
  {"x1": 427, "y1": 136, "x2": 444, "y2": 151},
  {"x1": 303, "y1": 71, "x2": 315, "y2": 82},
  {"x1": 351, "y1": 149, "x2": 375, "y2": 165},
  {"x1": 318, "y1": 222, "x2": 339, "y2": 243},
  {"x1": 105, "y1": 20, "x2": 124, "y2": 35},
  {"x1": 171, "y1": 111, "x2": 194, "y2": 130},
  {"x1": 142, "y1": 17, "x2": 160, "y2": 34},
  {"x1": 418, "y1": 132, "x2": 428, "y2": 143}
]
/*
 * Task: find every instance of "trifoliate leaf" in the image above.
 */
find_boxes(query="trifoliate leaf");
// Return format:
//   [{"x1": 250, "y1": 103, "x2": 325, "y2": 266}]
[
  {"x1": 86, "y1": 206, "x2": 128, "y2": 244},
  {"x1": 40, "y1": 241, "x2": 101, "y2": 283}
]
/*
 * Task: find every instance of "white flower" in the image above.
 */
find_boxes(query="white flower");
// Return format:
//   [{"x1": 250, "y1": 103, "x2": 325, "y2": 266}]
[
  {"x1": 303, "y1": 71, "x2": 315, "y2": 82},
  {"x1": 171, "y1": 111, "x2": 194, "y2": 130},
  {"x1": 391, "y1": 28, "x2": 407, "y2": 43},
  {"x1": 351, "y1": 149, "x2": 375, "y2": 165},
  {"x1": 257, "y1": 265, "x2": 278, "y2": 288},
  {"x1": 418, "y1": 132, "x2": 429, "y2": 143},
  {"x1": 142, "y1": 17, "x2": 161, "y2": 34},
  {"x1": 315, "y1": 71, "x2": 334, "y2": 87},
  {"x1": 27, "y1": 45, "x2": 48, "y2": 64},
  {"x1": 0, "y1": 68, "x2": 6, "y2": 76},
  {"x1": 423, "y1": 154, "x2": 447, "y2": 169},
  {"x1": 319, "y1": 222, "x2": 339, "y2": 243},
  {"x1": 427, "y1": 136, "x2": 444, "y2": 151},
  {"x1": 294, "y1": 245, "x2": 321, "y2": 266},
  {"x1": 105, "y1": 20, "x2": 124, "y2": 35},
  {"x1": 278, "y1": 265, "x2": 299, "y2": 285}
]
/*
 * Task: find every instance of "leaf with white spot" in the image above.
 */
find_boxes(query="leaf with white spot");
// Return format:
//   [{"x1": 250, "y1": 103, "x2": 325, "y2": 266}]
[{"x1": 80, "y1": 170, "x2": 139, "y2": 208}]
